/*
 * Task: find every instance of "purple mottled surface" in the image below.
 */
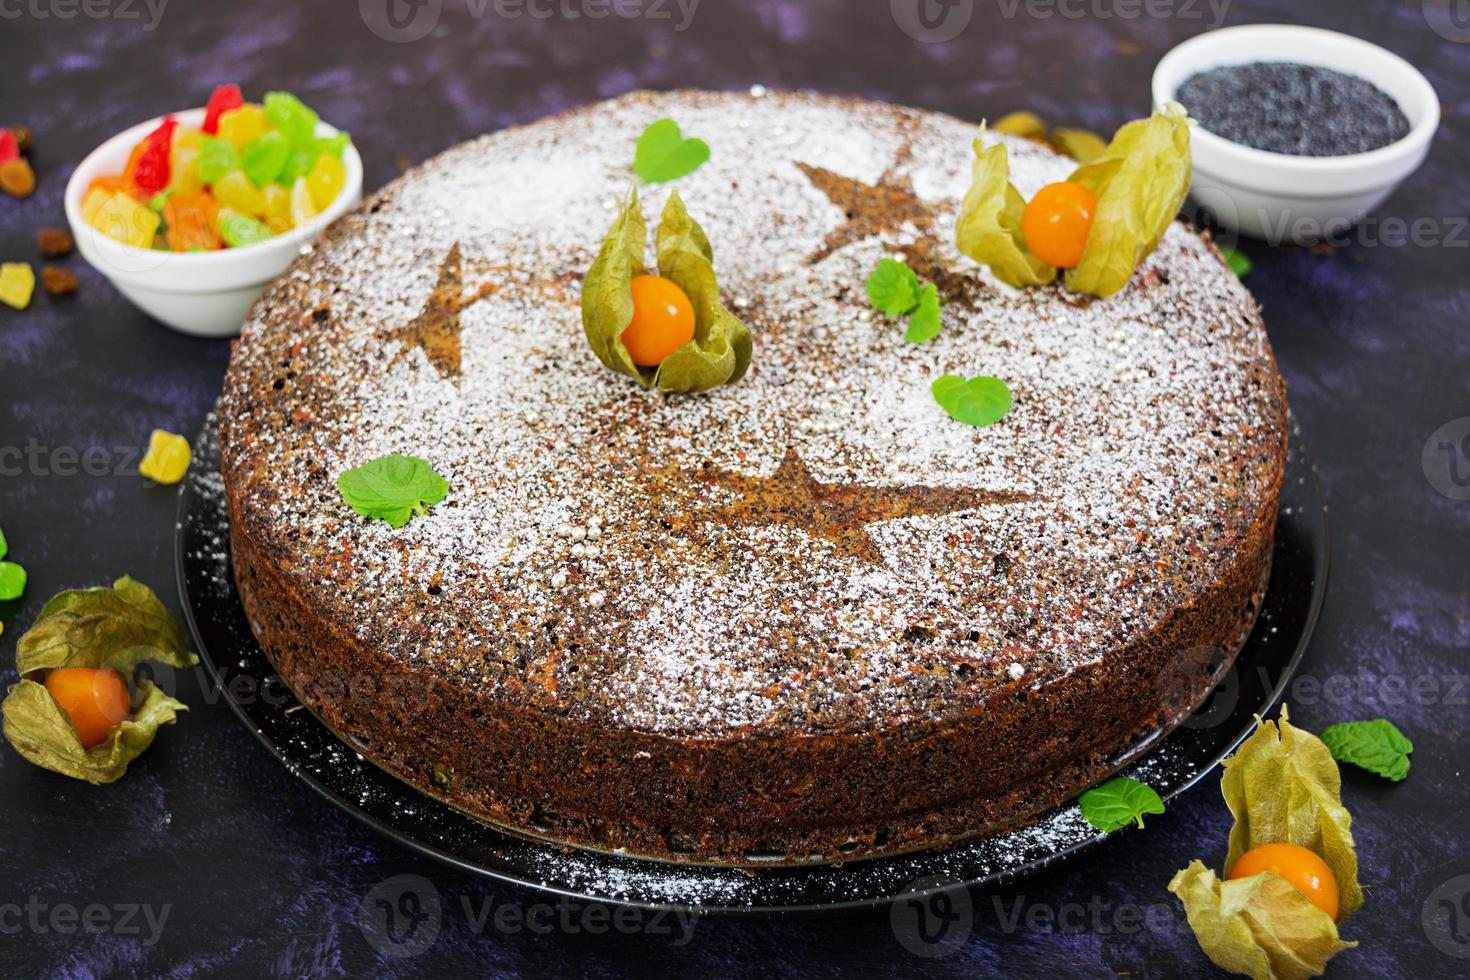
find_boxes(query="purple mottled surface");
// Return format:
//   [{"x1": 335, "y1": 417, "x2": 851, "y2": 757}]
[{"x1": 2, "y1": 1, "x2": 1468, "y2": 976}]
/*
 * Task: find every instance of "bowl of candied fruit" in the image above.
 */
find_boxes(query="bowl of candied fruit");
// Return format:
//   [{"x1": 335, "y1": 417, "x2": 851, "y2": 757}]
[{"x1": 64, "y1": 84, "x2": 362, "y2": 337}]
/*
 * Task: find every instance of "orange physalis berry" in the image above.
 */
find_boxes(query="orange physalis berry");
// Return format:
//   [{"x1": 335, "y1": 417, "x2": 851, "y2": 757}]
[
  {"x1": 1228, "y1": 842, "x2": 1341, "y2": 921},
  {"x1": 623, "y1": 274, "x2": 695, "y2": 368},
  {"x1": 44, "y1": 667, "x2": 132, "y2": 749},
  {"x1": 1021, "y1": 180, "x2": 1097, "y2": 270}
]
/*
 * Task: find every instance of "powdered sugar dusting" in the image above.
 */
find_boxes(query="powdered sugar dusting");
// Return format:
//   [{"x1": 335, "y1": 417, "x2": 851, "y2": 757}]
[{"x1": 220, "y1": 90, "x2": 1285, "y2": 737}]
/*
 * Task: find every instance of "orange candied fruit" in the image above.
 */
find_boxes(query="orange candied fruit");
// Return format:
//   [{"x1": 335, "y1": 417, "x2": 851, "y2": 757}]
[
  {"x1": 1228, "y1": 842, "x2": 1340, "y2": 921},
  {"x1": 44, "y1": 666, "x2": 132, "y2": 749},
  {"x1": 623, "y1": 274, "x2": 696, "y2": 368},
  {"x1": 1021, "y1": 180, "x2": 1097, "y2": 270}
]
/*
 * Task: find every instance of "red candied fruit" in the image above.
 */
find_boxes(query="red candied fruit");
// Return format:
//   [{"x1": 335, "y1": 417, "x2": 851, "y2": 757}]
[
  {"x1": 202, "y1": 83, "x2": 244, "y2": 135},
  {"x1": 0, "y1": 130, "x2": 17, "y2": 165},
  {"x1": 131, "y1": 116, "x2": 177, "y2": 193}
]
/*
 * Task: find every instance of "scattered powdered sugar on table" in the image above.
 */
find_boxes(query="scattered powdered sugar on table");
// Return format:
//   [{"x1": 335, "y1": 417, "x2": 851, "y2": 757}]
[{"x1": 220, "y1": 90, "x2": 1284, "y2": 737}]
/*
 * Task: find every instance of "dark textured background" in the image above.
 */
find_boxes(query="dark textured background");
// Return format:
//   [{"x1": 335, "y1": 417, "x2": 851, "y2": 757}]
[{"x1": 2, "y1": 1, "x2": 1468, "y2": 976}]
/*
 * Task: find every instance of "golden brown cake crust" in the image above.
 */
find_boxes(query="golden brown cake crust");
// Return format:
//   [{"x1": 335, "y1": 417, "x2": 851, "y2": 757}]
[{"x1": 220, "y1": 90, "x2": 1288, "y2": 865}]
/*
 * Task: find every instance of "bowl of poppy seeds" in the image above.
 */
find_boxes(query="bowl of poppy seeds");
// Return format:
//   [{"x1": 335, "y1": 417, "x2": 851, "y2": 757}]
[{"x1": 1153, "y1": 24, "x2": 1439, "y2": 243}]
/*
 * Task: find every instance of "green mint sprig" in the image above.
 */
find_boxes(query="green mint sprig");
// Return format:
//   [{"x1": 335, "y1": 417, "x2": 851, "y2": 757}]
[
  {"x1": 1078, "y1": 776, "x2": 1166, "y2": 832},
  {"x1": 1320, "y1": 719, "x2": 1413, "y2": 781},
  {"x1": 633, "y1": 119, "x2": 710, "y2": 184},
  {"x1": 865, "y1": 257, "x2": 945, "y2": 344},
  {"x1": 336, "y1": 454, "x2": 449, "y2": 528}
]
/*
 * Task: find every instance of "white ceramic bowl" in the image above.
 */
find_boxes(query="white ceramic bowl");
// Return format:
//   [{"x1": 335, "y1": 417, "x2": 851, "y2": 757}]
[
  {"x1": 65, "y1": 107, "x2": 363, "y2": 337},
  {"x1": 1153, "y1": 24, "x2": 1439, "y2": 243}
]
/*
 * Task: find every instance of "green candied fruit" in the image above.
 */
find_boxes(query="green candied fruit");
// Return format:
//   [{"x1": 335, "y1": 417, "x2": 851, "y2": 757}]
[
  {"x1": 218, "y1": 210, "x2": 273, "y2": 248},
  {"x1": 146, "y1": 189, "x2": 173, "y2": 213},
  {"x1": 242, "y1": 130, "x2": 291, "y2": 187},
  {"x1": 313, "y1": 132, "x2": 351, "y2": 159},
  {"x1": 196, "y1": 136, "x2": 239, "y2": 184},
  {"x1": 276, "y1": 144, "x2": 318, "y2": 186},
  {"x1": 263, "y1": 91, "x2": 320, "y2": 147}
]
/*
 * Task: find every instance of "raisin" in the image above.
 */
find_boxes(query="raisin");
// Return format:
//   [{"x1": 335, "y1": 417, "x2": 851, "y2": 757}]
[
  {"x1": 0, "y1": 158, "x2": 35, "y2": 198},
  {"x1": 9, "y1": 125, "x2": 30, "y2": 152},
  {"x1": 37, "y1": 227, "x2": 73, "y2": 258},
  {"x1": 41, "y1": 265, "x2": 78, "y2": 296}
]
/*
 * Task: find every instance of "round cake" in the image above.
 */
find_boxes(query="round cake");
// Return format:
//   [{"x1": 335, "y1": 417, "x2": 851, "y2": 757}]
[{"x1": 219, "y1": 89, "x2": 1288, "y2": 865}]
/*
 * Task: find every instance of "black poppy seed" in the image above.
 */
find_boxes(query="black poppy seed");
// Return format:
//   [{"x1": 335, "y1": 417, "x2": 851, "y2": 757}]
[{"x1": 1176, "y1": 61, "x2": 1411, "y2": 157}]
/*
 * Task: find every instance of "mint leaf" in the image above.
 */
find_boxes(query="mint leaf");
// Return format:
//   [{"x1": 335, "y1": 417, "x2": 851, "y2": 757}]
[
  {"x1": 1220, "y1": 245, "x2": 1251, "y2": 278},
  {"x1": 905, "y1": 282, "x2": 943, "y2": 344},
  {"x1": 866, "y1": 257, "x2": 921, "y2": 318},
  {"x1": 1078, "y1": 776, "x2": 1165, "y2": 832},
  {"x1": 633, "y1": 119, "x2": 710, "y2": 184},
  {"x1": 0, "y1": 561, "x2": 24, "y2": 601},
  {"x1": 336, "y1": 455, "x2": 448, "y2": 528},
  {"x1": 931, "y1": 374, "x2": 1012, "y2": 428},
  {"x1": 1321, "y1": 719, "x2": 1413, "y2": 781}
]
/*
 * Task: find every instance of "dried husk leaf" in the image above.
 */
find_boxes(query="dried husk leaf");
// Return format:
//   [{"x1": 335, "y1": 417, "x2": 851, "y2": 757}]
[
  {"x1": 1222, "y1": 707, "x2": 1364, "y2": 917},
  {"x1": 17, "y1": 575, "x2": 197, "y2": 677},
  {"x1": 1169, "y1": 860, "x2": 1357, "y2": 980},
  {"x1": 581, "y1": 188, "x2": 651, "y2": 387},
  {"x1": 954, "y1": 127, "x2": 1056, "y2": 288},
  {"x1": 2, "y1": 576, "x2": 196, "y2": 783},
  {"x1": 581, "y1": 188, "x2": 752, "y2": 394},
  {"x1": 2, "y1": 678, "x2": 188, "y2": 785},
  {"x1": 652, "y1": 192, "x2": 753, "y2": 392},
  {"x1": 1051, "y1": 127, "x2": 1108, "y2": 163},
  {"x1": 1065, "y1": 102, "x2": 1192, "y2": 298},
  {"x1": 991, "y1": 111, "x2": 1047, "y2": 140}
]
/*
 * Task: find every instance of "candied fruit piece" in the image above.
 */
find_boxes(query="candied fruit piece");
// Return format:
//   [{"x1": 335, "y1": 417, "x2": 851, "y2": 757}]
[
  {"x1": 0, "y1": 263, "x2": 35, "y2": 310},
  {"x1": 131, "y1": 116, "x2": 177, "y2": 193},
  {"x1": 168, "y1": 127, "x2": 205, "y2": 195},
  {"x1": 202, "y1": 83, "x2": 244, "y2": 135},
  {"x1": 216, "y1": 208, "x2": 272, "y2": 248},
  {"x1": 163, "y1": 192, "x2": 222, "y2": 252},
  {"x1": 242, "y1": 130, "x2": 290, "y2": 187},
  {"x1": 289, "y1": 176, "x2": 317, "y2": 227},
  {"x1": 87, "y1": 192, "x2": 160, "y2": 249},
  {"x1": 264, "y1": 91, "x2": 319, "y2": 147},
  {"x1": 212, "y1": 169, "x2": 267, "y2": 217},
  {"x1": 216, "y1": 104, "x2": 269, "y2": 151},
  {"x1": 138, "y1": 429, "x2": 191, "y2": 484},
  {"x1": 262, "y1": 183, "x2": 292, "y2": 234},
  {"x1": 0, "y1": 129, "x2": 17, "y2": 164},
  {"x1": 0, "y1": 157, "x2": 34, "y2": 198},
  {"x1": 195, "y1": 135, "x2": 238, "y2": 184},
  {"x1": 306, "y1": 152, "x2": 345, "y2": 210}
]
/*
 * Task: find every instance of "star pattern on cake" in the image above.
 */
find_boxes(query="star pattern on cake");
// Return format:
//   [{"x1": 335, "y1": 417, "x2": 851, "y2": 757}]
[
  {"x1": 795, "y1": 162, "x2": 936, "y2": 264},
  {"x1": 387, "y1": 243, "x2": 497, "y2": 378},
  {"x1": 679, "y1": 447, "x2": 1032, "y2": 566}
]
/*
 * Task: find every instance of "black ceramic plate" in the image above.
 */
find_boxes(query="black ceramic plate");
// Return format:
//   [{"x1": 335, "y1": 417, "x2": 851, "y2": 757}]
[{"x1": 176, "y1": 412, "x2": 1328, "y2": 913}]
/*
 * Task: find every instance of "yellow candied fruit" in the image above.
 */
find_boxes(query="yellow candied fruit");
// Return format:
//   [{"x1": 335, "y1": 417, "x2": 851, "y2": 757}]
[
  {"x1": 215, "y1": 105, "x2": 269, "y2": 151},
  {"x1": 212, "y1": 170, "x2": 267, "y2": 218},
  {"x1": 263, "y1": 182, "x2": 293, "y2": 234},
  {"x1": 306, "y1": 153, "x2": 346, "y2": 211},
  {"x1": 87, "y1": 192, "x2": 160, "y2": 249},
  {"x1": 138, "y1": 429, "x2": 191, "y2": 485},
  {"x1": 81, "y1": 187, "x2": 110, "y2": 225},
  {"x1": 169, "y1": 127, "x2": 205, "y2": 196},
  {"x1": 0, "y1": 262, "x2": 36, "y2": 310},
  {"x1": 289, "y1": 176, "x2": 317, "y2": 228}
]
